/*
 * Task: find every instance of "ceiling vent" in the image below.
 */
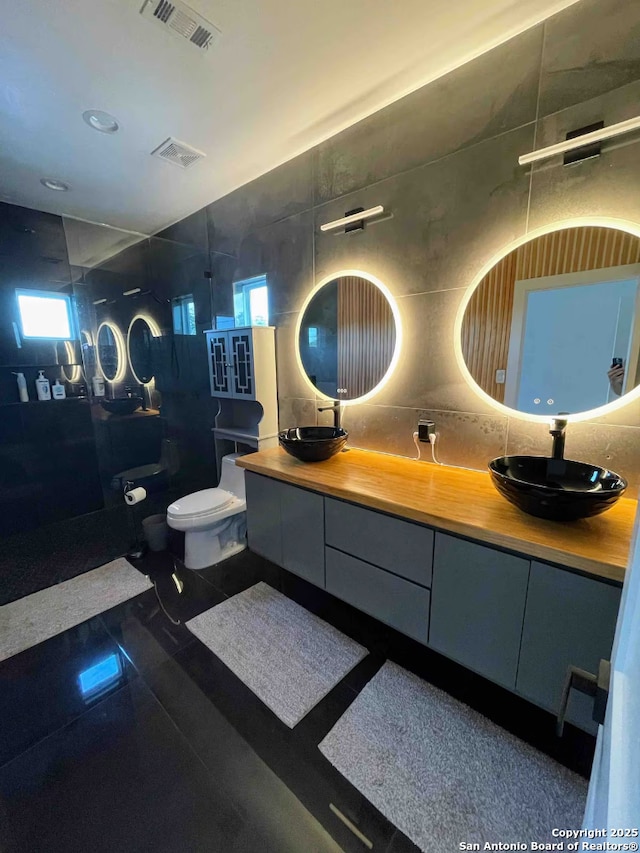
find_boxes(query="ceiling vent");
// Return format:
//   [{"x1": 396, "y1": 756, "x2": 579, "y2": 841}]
[
  {"x1": 151, "y1": 137, "x2": 206, "y2": 169},
  {"x1": 139, "y1": 0, "x2": 221, "y2": 53}
]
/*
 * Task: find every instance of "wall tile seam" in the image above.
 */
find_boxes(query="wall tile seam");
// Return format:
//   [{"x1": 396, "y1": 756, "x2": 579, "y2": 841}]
[
  {"x1": 208, "y1": 205, "x2": 317, "y2": 242},
  {"x1": 339, "y1": 401, "x2": 509, "y2": 419},
  {"x1": 209, "y1": 248, "x2": 237, "y2": 260},
  {"x1": 525, "y1": 19, "x2": 547, "y2": 233},
  {"x1": 535, "y1": 76, "x2": 640, "y2": 124},
  {"x1": 311, "y1": 120, "x2": 538, "y2": 214},
  {"x1": 200, "y1": 117, "x2": 539, "y2": 238},
  {"x1": 578, "y1": 421, "x2": 640, "y2": 432}
]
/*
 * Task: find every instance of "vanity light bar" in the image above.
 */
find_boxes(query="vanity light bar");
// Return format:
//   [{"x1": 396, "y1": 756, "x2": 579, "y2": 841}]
[
  {"x1": 320, "y1": 205, "x2": 384, "y2": 232},
  {"x1": 519, "y1": 116, "x2": 640, "y2": 165}
]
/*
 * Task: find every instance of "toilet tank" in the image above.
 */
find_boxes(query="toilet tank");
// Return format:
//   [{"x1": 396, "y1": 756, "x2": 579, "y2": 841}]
[{"x1": 219, "y1": 453, "x2": 246, "y2": 500}]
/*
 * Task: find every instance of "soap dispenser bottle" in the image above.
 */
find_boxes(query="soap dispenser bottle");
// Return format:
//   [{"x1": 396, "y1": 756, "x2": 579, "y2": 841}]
[
  {"x1": 13, "y1": 372, "x2": 29, "y2": 402},
  {"x1": 52, "y1": 379, "x2": 66, "y2": 400},
  {"x1": 35, "y1": 370, "x2": 51, "y2": 401}
]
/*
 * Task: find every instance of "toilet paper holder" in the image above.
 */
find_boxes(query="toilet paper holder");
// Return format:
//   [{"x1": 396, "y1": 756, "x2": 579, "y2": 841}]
[{"x1": 124, "y1": 480, "x2": 147, "y2": 561}]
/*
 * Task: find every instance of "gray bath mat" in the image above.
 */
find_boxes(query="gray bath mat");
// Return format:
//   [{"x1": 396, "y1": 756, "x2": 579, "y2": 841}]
[
  {"x1": 187, "y1": 582, "x2": 367, "y2": 727},
  {"x1": 0, "y1": 558, "x2": 151, "y2": 663},
  {"x1": 320, "y1": 661, "x2": 587, "y2": 852}
]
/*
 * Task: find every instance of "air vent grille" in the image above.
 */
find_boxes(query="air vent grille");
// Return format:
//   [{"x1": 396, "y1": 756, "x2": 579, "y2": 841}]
[
  {"x1": 151, "y1": 137, "x2": 206, "y2": 169},
  {"x1": 140, "y1": 0, "x2": 221, "y2": 53}
]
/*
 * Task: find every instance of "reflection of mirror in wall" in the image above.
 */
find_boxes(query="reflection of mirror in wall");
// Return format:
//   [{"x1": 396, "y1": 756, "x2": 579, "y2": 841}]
[
  {"x1": 128, "y1": 317, "x2": 155, "y2": 384},
  {"x1": 97, "y1": 322, "x2": 121, "y2": 381},
  {"x1": 57, "y1": 339, "x2": 82, "y2": 383},
  {"x1": 461, "y1": 225, "x2": 640, "y2": 416},
  {"x1": 80, "y1": 330, "x2": 95, "y2": 379},
  {"x1": 298, "y1": 274, "x2": 397, "y2": 401}
]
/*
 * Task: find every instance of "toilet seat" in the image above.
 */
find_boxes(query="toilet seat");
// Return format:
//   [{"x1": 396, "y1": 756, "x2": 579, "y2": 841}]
[{"x1": 167, "y1": 488, "x2": 235, "y2": 521}]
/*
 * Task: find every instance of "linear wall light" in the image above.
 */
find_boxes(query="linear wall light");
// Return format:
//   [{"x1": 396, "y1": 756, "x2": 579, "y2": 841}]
[
  {"x1": 320, "y1": 205, "x2": 384, "y2": 233},
  {"x1": 519, "y1": 116, "x2": 640, "y2": 166}
]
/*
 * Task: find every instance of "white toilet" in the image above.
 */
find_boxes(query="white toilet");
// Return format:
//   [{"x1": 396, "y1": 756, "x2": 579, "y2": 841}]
[{"x1": 166, "y1": 453, "x2": 247, "y2": 570}]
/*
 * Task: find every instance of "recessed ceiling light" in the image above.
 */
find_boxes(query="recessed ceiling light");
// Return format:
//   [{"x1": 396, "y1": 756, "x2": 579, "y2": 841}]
[
  {"x1": 83, "y1": 110, "x2": 119, "y2": 134},
  {"x1": 41, "y1": 178, "x2": 70, "y2": 191}
]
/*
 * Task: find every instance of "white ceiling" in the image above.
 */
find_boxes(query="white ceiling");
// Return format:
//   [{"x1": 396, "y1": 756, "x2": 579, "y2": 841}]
[{"x1": 0, "y1": 0, "x2": 579, "y2": 236}]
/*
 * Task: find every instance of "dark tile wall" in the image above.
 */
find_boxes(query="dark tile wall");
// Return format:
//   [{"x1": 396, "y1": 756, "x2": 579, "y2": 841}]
[
  {"x1": 0, "y1": 203, "x2": 103, "y2": 538},
  {"x1": 159, "y1": 0, "x2": 638, "y2": 492}
]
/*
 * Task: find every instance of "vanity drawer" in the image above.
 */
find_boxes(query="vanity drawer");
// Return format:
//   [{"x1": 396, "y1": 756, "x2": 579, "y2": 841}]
[
  {"x1": 325, "y1": 547, "x2": 430, "y2": 644},
  {"x1": 325, "y1": 498, "x2": 433, "y2": 587}
]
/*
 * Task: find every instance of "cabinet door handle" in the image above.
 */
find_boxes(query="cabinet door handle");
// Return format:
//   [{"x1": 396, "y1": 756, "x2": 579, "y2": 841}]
[{"x1": 556, "y1": 659, "x2": 610, "y2": 736}]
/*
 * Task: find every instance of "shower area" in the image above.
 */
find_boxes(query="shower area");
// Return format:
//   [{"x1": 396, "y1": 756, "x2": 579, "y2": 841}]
[{"x1": 0, "y1": 203, "x2": 220, "y2": 604}]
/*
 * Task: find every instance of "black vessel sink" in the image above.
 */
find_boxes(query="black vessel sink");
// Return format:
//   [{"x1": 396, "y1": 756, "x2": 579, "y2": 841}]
[
  {"x1": 489, "y1": 455, "x2": 627, "y2": 521},
  {"x1": 279, "y1": 426, "x2": 348, "y2": 462},
  {"x1": 100, "y1": 397, "x2": 143, "y2": 416}
]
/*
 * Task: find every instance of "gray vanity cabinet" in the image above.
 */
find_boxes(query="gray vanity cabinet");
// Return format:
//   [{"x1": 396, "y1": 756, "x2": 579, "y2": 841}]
[
  {"x1": 245, "y1": 472, "x2": 284, "y2": 565},
  {"x1": 325, "y1": 547, "x2": 430, "y2": 643},
  {"x1": 325, "y1": 498, "x2": 433, "y2": 586},
  {"x1": 280, "y1": 485, "x2": 325, "y2": 586},
  {"x1": 516, "y1": 561, "x2": 621, "y2": 733},
  {"x1": 245, "y1": 472, "x2": 325, "y2": 587},
  {"x1": 429, "y1": 533, "x2": 530, "y2": 689}
]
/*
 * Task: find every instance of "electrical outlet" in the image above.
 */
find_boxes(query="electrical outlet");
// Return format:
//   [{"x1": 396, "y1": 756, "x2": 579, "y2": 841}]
[
  {"x1": 495, "y1": 369, "x2": 506, "y2": 384},
  {"x1": 418, "y1": 419, "x2": 435, "y2": 442}
]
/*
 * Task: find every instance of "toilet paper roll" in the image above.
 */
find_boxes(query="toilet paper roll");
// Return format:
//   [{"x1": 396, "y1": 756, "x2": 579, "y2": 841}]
[{"x1": 125, "y1": 486, "x2": 147, "y2": 506}]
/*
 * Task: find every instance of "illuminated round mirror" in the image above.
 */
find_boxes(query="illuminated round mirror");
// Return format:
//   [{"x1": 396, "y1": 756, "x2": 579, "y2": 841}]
[
  {"x1": 458, "y1": 222, "x2": 640, "y2": 420},
  {"x1": 127, "y1": 315, "x2": 160, "y2": 385},
  {"x1": 96, "y1": 322, "x2": 125, "y2": 382},
  {"x1": 56, "y1": 340, "x2": 82, "y2": 383},
  {"x1": 296, "y1": 271, "x2": 401, "y2": 403}
]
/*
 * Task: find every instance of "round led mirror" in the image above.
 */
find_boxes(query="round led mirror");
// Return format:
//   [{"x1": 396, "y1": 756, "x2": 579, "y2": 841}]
[
  {"x1": 457, "y1": 221, "x2": 640, "y2": 420},
  {"x1": 127, "y1": 315, "x2": 160, "y2": 385},
  {"x1": 96, "y1": 322, "x2": 125, "y2": 382},
  {"x1": 296, "y1": 271, "x2": 401, "y2": 403}
]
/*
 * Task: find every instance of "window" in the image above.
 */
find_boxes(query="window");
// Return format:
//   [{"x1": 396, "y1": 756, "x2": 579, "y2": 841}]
[
  {"x1": 16, "y1": 289, "x2": 74, "y2": 340},
  {"x1": 233, "y1": 275, "x2": 269, "y2": 327},
  {"x1": 215, "y1": 315, "x2": 235, "y2": 330},
  {"x1": 172, "y1": 294, "x2": 196, "y2": 335}
]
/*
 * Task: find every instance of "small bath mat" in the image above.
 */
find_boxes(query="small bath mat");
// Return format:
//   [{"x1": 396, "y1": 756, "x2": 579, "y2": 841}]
[
  {"x1": 319, "y1": 661, "x2": 587, "y2": 852},
  {"x1": 186, "y1": 582, "x2": 367, "y2": 727},
  {"x1": 0, "y1": 558, "x2": 151, "y2": 663}
]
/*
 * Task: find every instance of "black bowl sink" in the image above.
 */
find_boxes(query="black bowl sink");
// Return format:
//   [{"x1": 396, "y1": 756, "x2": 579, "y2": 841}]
[
  {"x1": 489, "y1": 455, "x2": 627, "y2": 521},
  {"x1": 100, "y1": 397, "x2": 143, "y2": 416},
  {"x1": 279, "y1": 426, "x2": 348, "y2": 462}
]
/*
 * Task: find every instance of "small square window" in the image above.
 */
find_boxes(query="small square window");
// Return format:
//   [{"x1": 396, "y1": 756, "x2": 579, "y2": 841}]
[
  {"x1": 172, "y1": 294, "x2": 197, "y2": 335},
  {"x1": 16, "y1": 289, "x2": 73, "y2": 340},
  {"x1": 233, "y1": 275, "x2": 269, "y2": 327}
]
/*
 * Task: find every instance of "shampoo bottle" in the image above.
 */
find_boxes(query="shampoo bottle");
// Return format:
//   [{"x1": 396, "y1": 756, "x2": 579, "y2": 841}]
[
  {"x1": 52, "y1": 379, "x2": 66, "y2": 400},
  {"x1": 13, "y1": 372, "x2": 29, "y2": 402},
  {"x1": 35, "y1": 370, "x2": 51, "y2": 401},
  {"x1": 92, "y1": 375, "x2": 105, "y2": 397}
]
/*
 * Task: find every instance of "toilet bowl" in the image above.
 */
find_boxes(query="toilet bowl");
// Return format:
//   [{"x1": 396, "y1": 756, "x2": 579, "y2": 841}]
[{"x1": 166, "y1": 453, "x2": 247, "y2": 570}]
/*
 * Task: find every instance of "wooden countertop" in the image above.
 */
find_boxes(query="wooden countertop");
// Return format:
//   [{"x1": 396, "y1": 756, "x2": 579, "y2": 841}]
[{"x1": 237, "y1": 447, "x2": 637, "y2": 584}]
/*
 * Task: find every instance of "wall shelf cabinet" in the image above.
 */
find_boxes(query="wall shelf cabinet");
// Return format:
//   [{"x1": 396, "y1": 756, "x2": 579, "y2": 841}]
[{"x1": 205, "y1": 327, "x2": 278, "y2": 471}]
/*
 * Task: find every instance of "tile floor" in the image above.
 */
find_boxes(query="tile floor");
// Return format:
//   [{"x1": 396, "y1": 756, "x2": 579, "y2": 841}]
[{"x1": 0, "y1": 548, "x2": 595, "y2": 852}]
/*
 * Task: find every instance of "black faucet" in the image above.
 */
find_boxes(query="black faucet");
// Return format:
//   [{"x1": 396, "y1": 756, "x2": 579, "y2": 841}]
[
  {"x1": 318, "y1": 400, "x2": 341, "y2": 430},
  {"x1": 549, "y1": 416, "x2": 568, "y2": 460}
]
